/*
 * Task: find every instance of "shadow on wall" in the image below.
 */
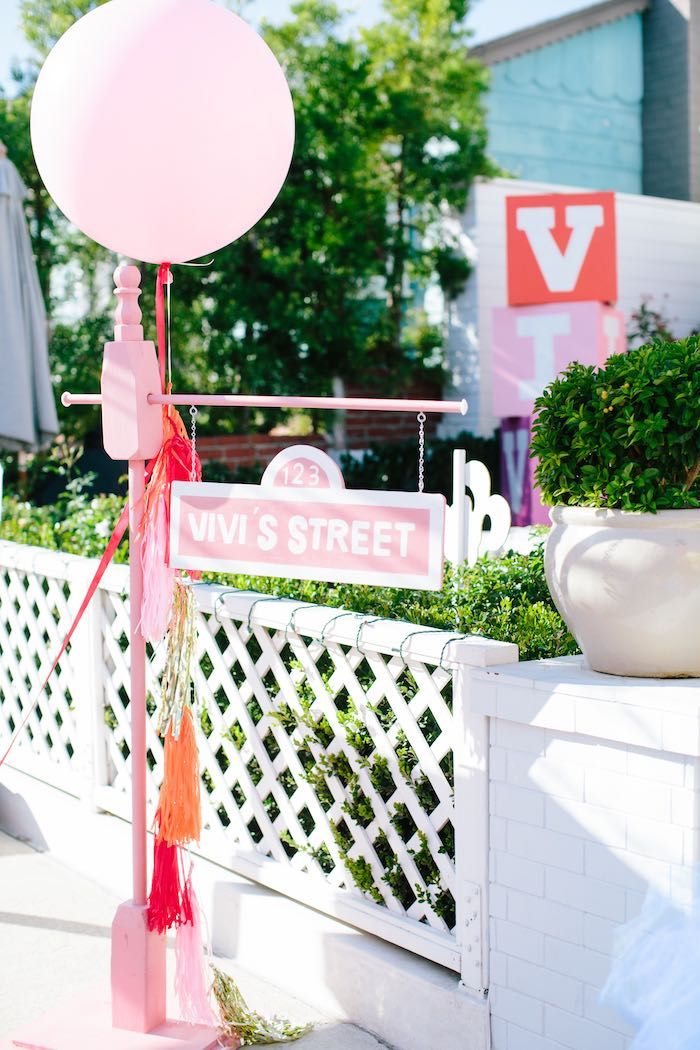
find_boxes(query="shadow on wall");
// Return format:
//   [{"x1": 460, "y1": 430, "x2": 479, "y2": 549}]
[{"x1": 0, "y1": 783, "x2": 48, "y2": 852}]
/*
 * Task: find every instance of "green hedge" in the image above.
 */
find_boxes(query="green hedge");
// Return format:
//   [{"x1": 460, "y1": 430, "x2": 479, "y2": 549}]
[
  {"x1": 0, "y1": 491, "x2": 576, "y2": 662},
  {"x1": 339, "y1": 430, "x2": 500, "y2": 500}
]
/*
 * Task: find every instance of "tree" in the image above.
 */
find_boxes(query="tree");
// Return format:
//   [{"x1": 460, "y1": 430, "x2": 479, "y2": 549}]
[
  {"x1": 362, "y1": 0, "x2": 495, "y2": 354},
  {"x1": 173, "y1": 0, "x2": 494, "y2": 430},
  {"x1": 19, "y1": 0, "x2": 107, "y2": 60},
  {"x1": 170, "y1": 1, "x2": 391, "y2": 423},
  {"x1": 7, "y1": 0, "x2": 494, "y2": 442}
]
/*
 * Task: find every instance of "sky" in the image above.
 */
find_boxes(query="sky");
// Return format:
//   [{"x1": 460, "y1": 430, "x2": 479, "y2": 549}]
[{"x1": 0, "y1": 0, "x2": 592, "y2": 91}]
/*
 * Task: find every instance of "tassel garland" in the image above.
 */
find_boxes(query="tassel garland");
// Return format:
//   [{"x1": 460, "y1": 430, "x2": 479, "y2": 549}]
[
  {"x1": 145, "y1": 273, "x2": 211, "y2": 1006},
  {"x1": 140, "y1": 493, "x2": 176, "y2": 644},
  {"x1": 212, "y1": 967, "x2": 313, "y2": 1045},
  {"x1": 156, "y1": 705, "x2": 202, "y2": 846},
  {"x1": 157, "y1": 580, "x2": 197, "y2": 740},
  {"x1": 138, "y1": 402, "x2": 202, "y2": 645},
  {"x1": 148, "y1": 582, "x2": 199, "y2": 933},
  {"x1": 175, "y1": 870, "x2": 218, "y2": 1026},
  {"x1": 147, "y1": 836, "x2": 186, "y2": 933}
]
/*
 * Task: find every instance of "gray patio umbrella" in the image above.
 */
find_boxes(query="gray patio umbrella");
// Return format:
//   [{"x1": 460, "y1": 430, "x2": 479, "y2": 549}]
[{"x1": 0, "y1": 141, "x2": 58, "y2": 450}]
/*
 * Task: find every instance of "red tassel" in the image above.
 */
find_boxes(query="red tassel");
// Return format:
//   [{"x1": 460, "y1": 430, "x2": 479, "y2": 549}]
[{"x1": 147, "y1": 836, "x2": 186, "y2": 933}]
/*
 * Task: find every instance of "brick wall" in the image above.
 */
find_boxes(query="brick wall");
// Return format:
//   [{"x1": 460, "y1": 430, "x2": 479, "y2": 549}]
[
  {"x1": 342, "y1": 380, "x2": 441, "y2": 446},
  {"x1": 473, "y1": 658, "x2": 700, "y2": 1050},
  {"x1": 197, "y1": 433, "x2": 326, "y2": 470}
]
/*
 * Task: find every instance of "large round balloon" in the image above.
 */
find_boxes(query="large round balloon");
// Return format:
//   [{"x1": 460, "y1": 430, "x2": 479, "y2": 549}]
[{"x1": 30, "y1": 0, "x2": 295, "y2": 263}]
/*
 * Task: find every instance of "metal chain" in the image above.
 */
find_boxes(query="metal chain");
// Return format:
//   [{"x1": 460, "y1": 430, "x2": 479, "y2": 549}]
[
  {"x1": 189, "y1": 405, "x2": 198, "y2": 481},
  {"x1": 417, "y1": 412, "x2": 426, "y2": 493}
]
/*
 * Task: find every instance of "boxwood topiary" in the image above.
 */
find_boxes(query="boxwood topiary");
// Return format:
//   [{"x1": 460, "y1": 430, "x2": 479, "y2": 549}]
[{"x1": 531, "y1": 338, "x2": 700, "y2": 512}]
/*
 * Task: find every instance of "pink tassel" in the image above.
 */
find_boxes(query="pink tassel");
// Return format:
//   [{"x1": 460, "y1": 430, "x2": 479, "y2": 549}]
[
  {"x1": 140, "y1": 494, "x2": 175, "y2": 643},
  {"x1": 175, "y1": 870, "x2": 218, "y2": 1026}
]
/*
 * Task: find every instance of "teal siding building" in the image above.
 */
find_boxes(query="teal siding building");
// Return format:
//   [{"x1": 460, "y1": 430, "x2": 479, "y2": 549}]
[
  {"x1": 472, "y1": 0, "x2": 700, "y2": 202},
  {"x1": 486, "y1": 14, "x2": 644, "y2": 193}
]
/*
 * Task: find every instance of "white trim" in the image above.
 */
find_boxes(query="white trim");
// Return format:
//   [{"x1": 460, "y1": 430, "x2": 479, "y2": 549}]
[{"x1": 471, "y1": 0, "x2": 649, "y2": 65}]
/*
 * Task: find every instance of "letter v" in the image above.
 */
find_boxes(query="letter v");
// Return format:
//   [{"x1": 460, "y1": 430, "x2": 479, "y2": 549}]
[
  {"x1": 188, "y1": 512, "x2": 208, "y2": 541},
  {"x1": 503, "y1": 428, "x2": 529, "y2": 515},
  {"x1": 516, "y1": 205, "x2": 604, "y2": 293}
]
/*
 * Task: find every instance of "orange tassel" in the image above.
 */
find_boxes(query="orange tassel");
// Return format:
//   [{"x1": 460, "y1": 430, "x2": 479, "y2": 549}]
[{"x1": 156, "y1": 706, "x2": 202, "y2": 846}]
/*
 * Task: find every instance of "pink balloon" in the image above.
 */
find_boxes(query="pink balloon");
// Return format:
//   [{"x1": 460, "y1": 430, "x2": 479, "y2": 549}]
[{"x1": 30, "y1": 0, "x2": 295, "y2": 264}]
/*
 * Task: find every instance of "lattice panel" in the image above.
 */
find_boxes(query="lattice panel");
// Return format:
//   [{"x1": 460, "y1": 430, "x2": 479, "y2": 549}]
[
  {"x1": 0, "y1": 565, "x2": 78, "y2": 778},
  {"x1": 98, "y1": 591, "x2": 457, "y2": 934},
  {"x1": 192, "y1": 609, "x2": 456, "y2": 935}
]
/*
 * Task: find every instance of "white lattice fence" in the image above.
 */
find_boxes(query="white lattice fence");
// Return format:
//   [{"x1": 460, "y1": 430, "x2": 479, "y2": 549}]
[
  {"x1": 0, "y1": 543, "x2": 121, "y2": 795},
  {"x1": 193, "y1": 592, "x2": 457, "y2": 930},
  {"x1": 0, "y1": 550, "x2": 78, "y2": 790},
  {"x1": 0, "y1": 540, "x2": 517, "y2": 982}
]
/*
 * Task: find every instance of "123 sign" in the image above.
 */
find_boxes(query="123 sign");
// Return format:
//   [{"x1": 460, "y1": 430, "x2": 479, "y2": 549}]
[{"x1": 170, "y1": 447, "x2": 445, "y2": 590}]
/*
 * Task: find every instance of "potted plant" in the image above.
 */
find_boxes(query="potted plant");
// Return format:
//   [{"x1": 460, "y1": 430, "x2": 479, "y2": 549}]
[{"x1": 531, "y1": 337, "x2": 700, "y2": 678}]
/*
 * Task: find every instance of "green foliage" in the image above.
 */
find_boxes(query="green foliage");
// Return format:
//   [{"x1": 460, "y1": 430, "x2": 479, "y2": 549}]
[
  {"x1": 532, "y1": 339, "x2": 700, "y2": 512},
  {"x1": 20, "y1": 0, "x2": 108, "y2": 59},
  {"x1": 50, "y1": 314, "x2": 113, "y2": 439},
  {"x1": 176, "y1": 0, "x2": 494, "y2": 408},
  {"x1": 209, "y1": 547, "x2": 576, "y2": 661},
  {"x1": 212, "y1": 966, "x2": 313, "y2": 1045},
  {"x1": 0, "y1": 488, "x2": 126, "y2": 562}
]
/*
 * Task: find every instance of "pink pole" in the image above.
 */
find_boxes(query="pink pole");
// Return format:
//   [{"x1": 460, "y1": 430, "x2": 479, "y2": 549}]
[
  {"x1": 128, "y1": 459, "x2": 148, "y2": 905},
  {"x1": 62, "y1": 391, "x2": 468, "y2": 415},
  {"x1": 148, "y1": 393, "x2": 468, "y2": 414},
  {"x1": 107, "y1": 266, "x2": 167, "y2": 1033}
]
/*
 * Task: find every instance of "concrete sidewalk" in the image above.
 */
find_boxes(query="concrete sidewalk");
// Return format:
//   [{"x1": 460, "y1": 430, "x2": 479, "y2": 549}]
[{"x1": 0, "y1": 832, "x2": 387, "y2": 1049}]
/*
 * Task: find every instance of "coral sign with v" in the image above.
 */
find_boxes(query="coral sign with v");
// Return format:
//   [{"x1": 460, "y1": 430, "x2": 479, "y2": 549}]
[{"x1": 506, "y1": 191, "x2": 617, "y2": 305}]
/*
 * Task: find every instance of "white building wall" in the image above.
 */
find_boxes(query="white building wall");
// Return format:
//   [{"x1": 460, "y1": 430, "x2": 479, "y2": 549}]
[
  {"x1": 472, "y1": 655, "x2": 700, "y2": 1050},
  {"x1": 442, "y1": 177, "x2": 700, "y2": 438}
]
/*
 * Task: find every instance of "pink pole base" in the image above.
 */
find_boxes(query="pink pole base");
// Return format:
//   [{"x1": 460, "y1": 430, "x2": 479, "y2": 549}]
[
  {"x1": 111, "y1": 901, "x2": 166, "y2": 1031},
  {"x1": 6, "y1": 992, "x2": 223, "y2": 1050}
]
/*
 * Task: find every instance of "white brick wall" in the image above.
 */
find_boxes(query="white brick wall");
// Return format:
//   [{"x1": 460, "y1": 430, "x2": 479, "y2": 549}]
[{"x1": 477, "y1": 659, "x2": 700, "y2": 1050}]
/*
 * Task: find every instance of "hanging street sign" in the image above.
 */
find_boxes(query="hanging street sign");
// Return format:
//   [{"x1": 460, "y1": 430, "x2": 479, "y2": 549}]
[{"x1": 170, "y1": 447, "x2": 445, "y2": 590}]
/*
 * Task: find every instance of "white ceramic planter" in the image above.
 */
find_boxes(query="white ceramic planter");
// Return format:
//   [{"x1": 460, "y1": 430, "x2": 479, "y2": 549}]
[{"x1": 545, "y1": 506, "x2": 700, "y2": 678}]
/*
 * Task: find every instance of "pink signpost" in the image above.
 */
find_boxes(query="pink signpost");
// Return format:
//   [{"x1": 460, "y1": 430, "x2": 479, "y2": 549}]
[
  {"x1": 9, "y1": 269, "x2": 216, "y2": 1050},
  {"x1": 8, "y1": 266, "x2": 467, "y2": 1049}
]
